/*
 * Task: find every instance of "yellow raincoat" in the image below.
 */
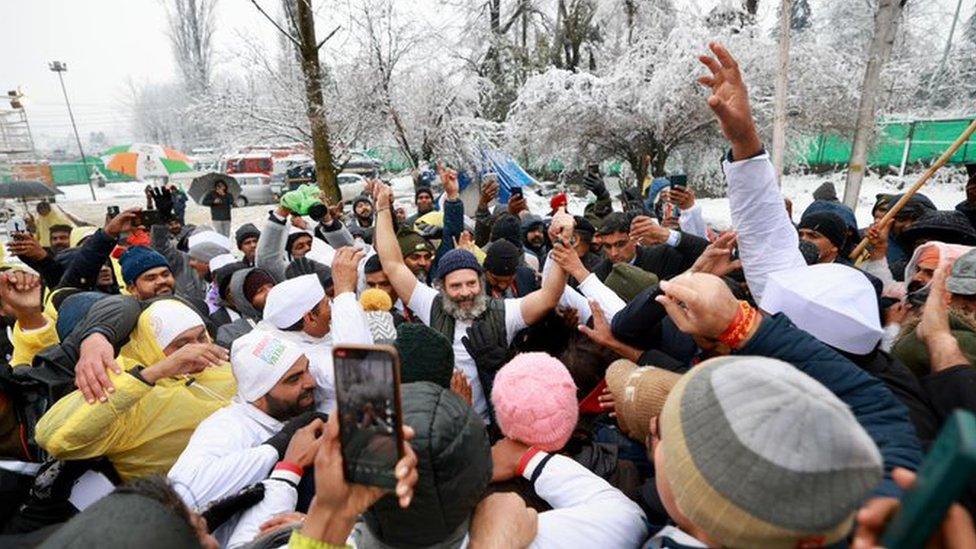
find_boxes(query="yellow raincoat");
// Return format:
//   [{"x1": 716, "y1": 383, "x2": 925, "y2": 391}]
[
  {"x1": 8, "y1": 276, "x2": 66, "y2": 367},
  {"x1": 35, "y1": 301, "x2": 235, "y2": 480},
  {"x1": 33, "y1": 208, "x2": 73, "y2": 247},
  {"x1": 10, "y1": 316, "x2": 58, "y2": 367}
]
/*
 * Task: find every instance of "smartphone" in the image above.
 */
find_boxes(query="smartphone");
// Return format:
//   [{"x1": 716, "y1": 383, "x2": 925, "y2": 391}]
[
  {"x1": 510, "y1": 187, "x2": 524, "y2": 200},
  {"x1": 483, "y1": 172, "x2": 498, "y2": 184},
  {"x1": 106, "y1": 205, "x2": 120, "y2": 218},
  {"x1": 587, "y1": 163, "x2": 601, "y2": 177},
  {"x1": 138, "y1": 209, "x2": 162, "y2": 227},
  {"x1": 881, "y1": 410, "x2": 976, "y2": 549},
  {"x1": 5, "y1": 216, "x2": 26, "y2": 235},
  {"x1": 669, "y1": 174, "x2": 688, "y2": 190},
  {"x1": 333, "y1": 344, "x2": 404, "y2": 489}
]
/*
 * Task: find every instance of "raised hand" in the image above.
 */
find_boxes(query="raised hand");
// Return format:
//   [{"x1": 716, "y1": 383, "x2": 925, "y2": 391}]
[
  {"x1": 583, "y1": 172, "x2": 609, "y2": 200},
  {"x1": 104, "y1": 208, "x2": 142, "y2": 238},
  {"x1": 372, "y1": 180, "x2": 393, "y2": 210},
  {"x1": 697, "y1": 42, "x2": 762, "y2": 160},
  {"x1": 331, "y1": 247, "x2": 365, "y2": 295},
  {"x1": 440, "y1": 166, "x2": 460, "y2": 200},
  {"x1": 6, "y1": 232, "x2": 47, "y2": 261},
  {"x1": 866, "y1": 219, "x2": 892, "y2": 262},
  {"x1": 479, "y1": 181, "x2": 499, "y2": 209},
  {"x1": 630, "y1": 215, "x2": 669, "y2": 246},
  {"x1": 149, "y1": 186, "x2": 174, "y2": 218},
  {"x1": 0, "y1": 270, "x2": 41, "y2": 316},
  {"x1": 690, "y1": 231, "x2": 742, "y2": 277},
  {"x1": 668, "y1": 187, "x2": 696, "y2": 210},
  {"x1": 454, "y1": 230, "x2": 478, "y2": 253},
  {"x1": 655, "y1": 272, "x2": 742, "y2": 340},
  {"x1": 551, "y1": 241, "x2": 588, "y2": 282},
  {"x1": 508, "y1": 194, "x2": 528, "y2": 217},
  {"x1": 299, "y1": 414, "x2": 418, "y2": 545}
]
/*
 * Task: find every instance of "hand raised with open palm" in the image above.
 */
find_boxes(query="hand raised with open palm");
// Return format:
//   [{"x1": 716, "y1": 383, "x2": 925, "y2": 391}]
[{"x1": 697, "y1": 42, "x2": 762, "y2": 160}]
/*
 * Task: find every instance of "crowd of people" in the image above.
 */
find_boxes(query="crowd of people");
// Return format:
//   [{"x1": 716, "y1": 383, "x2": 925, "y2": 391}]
[{"x1": 0, "y1": 43, "x2": 974, "y2": 548}]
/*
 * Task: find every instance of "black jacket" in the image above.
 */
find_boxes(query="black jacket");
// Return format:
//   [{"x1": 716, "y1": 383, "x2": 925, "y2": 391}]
[
  {"x1": 956, "y1": 200, "x2": 976, "y2": 231},
  {"x1": 610, "y1": 284, "x2": 697, "y2": 368},
  {"x1": 919, "y1": 364, "x2": 976, "y2": 519},
  {"x1": 58, "y1": 229, "x2": 119, "y2": 292},
  {"x1": 202, "y1": 191, "x2": 232, "y2": 221},
  {"x1": 841, "y1": 348, "x2": 940, "y2": 449},
  {"x1": 595, "y1": 233, "x2": 709, "y2": 283}
]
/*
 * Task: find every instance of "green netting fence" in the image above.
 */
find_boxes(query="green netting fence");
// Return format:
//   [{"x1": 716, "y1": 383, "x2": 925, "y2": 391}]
[{"x1": 799, "y1": 117, "x2": 976, "y2": 169}]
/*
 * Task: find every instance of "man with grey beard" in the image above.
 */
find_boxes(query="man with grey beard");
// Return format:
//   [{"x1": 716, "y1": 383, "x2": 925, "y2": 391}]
[{"x1": 372, "y1": 180, "x2": 568, "y2": 423}]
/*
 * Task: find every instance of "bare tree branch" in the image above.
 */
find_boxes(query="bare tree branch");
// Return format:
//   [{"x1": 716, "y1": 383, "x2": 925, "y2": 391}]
[
  {"x1": 316, "y1": 25, "x2": 342, "y2": 49},
  {"x1": 248, "y1": 0, "x2": 302, "y2": 49}
]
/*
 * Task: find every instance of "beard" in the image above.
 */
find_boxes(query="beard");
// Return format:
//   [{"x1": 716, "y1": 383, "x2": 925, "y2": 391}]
[
  {"x1": 265, "y1": 389, "x2": 316, "y2": 421},
  {"x1": 442, "y1": 290, "x2": 489, "y2": 322}
]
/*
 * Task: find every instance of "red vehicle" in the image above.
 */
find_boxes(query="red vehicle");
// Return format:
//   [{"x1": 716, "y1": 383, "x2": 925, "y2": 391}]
[{"x1": 223, "y1": 153, "x2": 273, "y2": 175}]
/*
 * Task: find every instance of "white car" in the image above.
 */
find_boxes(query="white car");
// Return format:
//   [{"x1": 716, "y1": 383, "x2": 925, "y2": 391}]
[
  {"x1": 337, "y1": 172, "x2": 366, "y2": 202},
  {"x1": 231, "y1": 173, "x2": 275, "y2": 206}
]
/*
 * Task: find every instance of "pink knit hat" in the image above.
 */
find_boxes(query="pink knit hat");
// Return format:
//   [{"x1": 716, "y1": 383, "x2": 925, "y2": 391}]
[{"x1": 491, "y1": 352, "x2": 578, "y2": 451}]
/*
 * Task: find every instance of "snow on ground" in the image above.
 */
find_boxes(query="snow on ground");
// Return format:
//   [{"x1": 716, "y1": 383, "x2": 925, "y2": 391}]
[
  {"x1": 52, "y1": 171, "x2": 968, "y2": 237},
  {"x1": 535, "y1": 172, "x2": 966, "y2": 232}
]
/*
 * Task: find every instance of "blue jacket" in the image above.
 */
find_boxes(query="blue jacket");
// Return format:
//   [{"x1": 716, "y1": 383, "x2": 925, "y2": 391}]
[
  {"x1": 430, "y1": 197, "x2": 465, "y2": 279},
  {"x1": 739, "y1": 313, "x2": 923, "y2": 498}
]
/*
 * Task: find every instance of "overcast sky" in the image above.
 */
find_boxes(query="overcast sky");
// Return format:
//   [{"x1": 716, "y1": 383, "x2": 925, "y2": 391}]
[{"x1": 2, "y1": 0, "x2": 971, "y2": 150}]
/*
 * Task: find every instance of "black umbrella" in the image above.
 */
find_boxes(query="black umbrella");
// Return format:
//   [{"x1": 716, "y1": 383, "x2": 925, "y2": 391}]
[
  {"x1": 0, "y1": 181, "x2": 62, "y2": 199},
  {"x1": 189, "y1": 172, "x2": 241, "y2": 205}
]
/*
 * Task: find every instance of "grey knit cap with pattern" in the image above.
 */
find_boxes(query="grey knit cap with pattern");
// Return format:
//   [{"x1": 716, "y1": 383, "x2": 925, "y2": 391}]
[{"x1": 659, "y1": 355, "x2": 883, "y2": 548}]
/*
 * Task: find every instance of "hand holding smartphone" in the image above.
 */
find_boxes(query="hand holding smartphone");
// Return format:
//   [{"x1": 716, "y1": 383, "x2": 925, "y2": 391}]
[{"x1": 333, "y1": 344, "x2": 405, "y2": 489}]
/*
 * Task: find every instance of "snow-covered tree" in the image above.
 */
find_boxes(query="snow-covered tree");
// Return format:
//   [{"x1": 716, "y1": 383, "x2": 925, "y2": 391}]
[
  {"x1": 162, "y1": 0, "x2": 218, "y2": 93},
  {"x1": 507, "y1": 15, "x2": 774, "y2": 184}
]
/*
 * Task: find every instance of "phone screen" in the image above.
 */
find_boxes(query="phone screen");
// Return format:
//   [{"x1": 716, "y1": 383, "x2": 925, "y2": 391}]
[
  {"x1": 333, "y1": 345, "x2": 403, "y2": 489},
  {"x1": 510, "y1": 188, "x2": 524, "y2": 199},
  {"x1": 5, "y1": 217, "x2": 25, "y2": 235},
  {"x1": 107, "y1": 205, "x2": 120, "y2": 218},
  {"x1": 670, "y1": 174, "x2": 688, "y2": 190}
]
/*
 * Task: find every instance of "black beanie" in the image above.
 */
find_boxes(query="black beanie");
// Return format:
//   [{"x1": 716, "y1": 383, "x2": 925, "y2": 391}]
[
  {"x1": 416, "y1": 186, "x2": 434, "y2": 201},
  {"x1": 798, "y1": 211, "x2": 847, "y2": 250},
  {"x1": 395, "y1": 324, "x2": 454, "y2": 388},
  {"x1": 214, "y1": 261, "x2": 246, "y2": 299},
  {"x1": 242, "y1": 269, "x2": 275, "y2": 303},
  {"x1": 490, "y1": 214, "x2": 521, "y2": 247},
  {"x1": 235, "y1": 223, "x2": 260, "y2": 248},
  {"x1": 484, "y1": 240, "x2": 520, "y2": 276},
  {"x1": 286, "y1": 231, "x2": 312, "y2": 255}
]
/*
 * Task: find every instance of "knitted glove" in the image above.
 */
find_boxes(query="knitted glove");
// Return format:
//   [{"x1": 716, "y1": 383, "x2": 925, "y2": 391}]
[
  {"x1": 262, "y1": 410, "x2": 328, "y2": 460},
  {"x1": 149, "y1": 186, "x2": 175, "y2": 219},
  {"x1": 462, "y1": 320, "x2": 509, "y2": 375},
  {"x1": 583, "y1": 173, "x2": 609, "y2": 201}
]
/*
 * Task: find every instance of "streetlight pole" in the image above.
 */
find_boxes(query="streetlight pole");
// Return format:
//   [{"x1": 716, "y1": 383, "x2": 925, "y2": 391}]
[{"x1": 49, "y1": 61, "x2": 96, "y2": 201}]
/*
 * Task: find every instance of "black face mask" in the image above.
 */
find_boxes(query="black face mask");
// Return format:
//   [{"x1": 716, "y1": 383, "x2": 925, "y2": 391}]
[{"x1": 906, "y1": 286, "x2": 930, "y2": 308}]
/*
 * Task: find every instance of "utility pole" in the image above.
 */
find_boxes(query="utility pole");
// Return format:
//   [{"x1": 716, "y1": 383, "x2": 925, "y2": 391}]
[
  {"x1": 49, "y1": 61, "x2": 96, "y2": 201},
  {"x1": 842, "y1": 0, "x2": 905, "y2": 209},
  {"x1": 772, "y1": 0, "x2": 792, "y2": 182}
]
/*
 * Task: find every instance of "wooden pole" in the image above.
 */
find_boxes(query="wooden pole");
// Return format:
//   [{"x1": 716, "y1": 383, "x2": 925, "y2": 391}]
[
  {"x1": 771, "y1": 0, "x2": 792, "y2": 183},
  {"x1": 850, "y1": 117, "x2": 976, "y2": 260}
]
